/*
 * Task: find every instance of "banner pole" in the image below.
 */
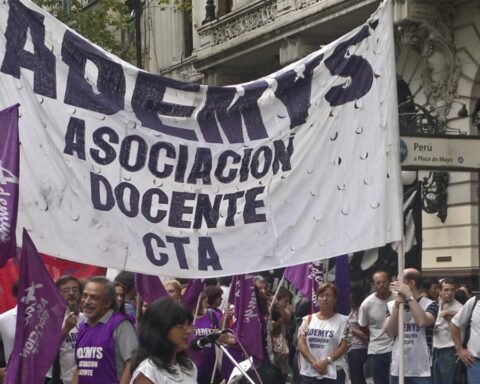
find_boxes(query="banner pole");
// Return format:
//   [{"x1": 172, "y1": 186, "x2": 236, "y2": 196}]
[
  {"x1": 398, "y1": 240, "x2": 405, "y2": 384},
  {"x1": 269, "y1": 275, "x2": 285, "y2": 313}
]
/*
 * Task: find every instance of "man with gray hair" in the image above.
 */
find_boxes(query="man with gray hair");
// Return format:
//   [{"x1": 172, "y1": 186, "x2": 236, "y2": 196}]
[{"x1": 72, "y1": 276, "x2": 137, "y2": 384}]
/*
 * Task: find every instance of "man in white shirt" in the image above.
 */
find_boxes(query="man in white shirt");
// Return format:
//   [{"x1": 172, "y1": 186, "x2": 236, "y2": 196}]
[
  {"x1": 451, "y1": 294, "x2": 480, "y2": 384},
  {"x1": 358, "y1": 270, "x2": 395, "y2": 384},
  {"x1": 432, "y1": 278, "x2": 462, "y2": 384},
  {"x1": 385, "y1": 268, "x2": 438, "y2": 384},
  {"x1": 56, "y1": 275, "x2": 85, "y2": 384}
]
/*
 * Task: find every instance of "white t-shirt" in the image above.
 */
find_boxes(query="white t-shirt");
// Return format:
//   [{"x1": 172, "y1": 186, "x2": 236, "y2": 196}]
[
  {"x1": 451, "y1": 296, "x2": 480, "y2": 358},
  {"x1": 297, "y1": 313, "x2": 348, "y2": 380},
  {"x1": 59, "y1": 312, "x2": 85, "y2": 383},
  {"x1": 387, "y1": 297, "x2": 436, "y2": 377},
  {"x1": 0, "y1": 306, "x2": 17, "y2": 363},
  {"x1": 433, "y1": 299, "x2": 463, "y2": 349},
  {"x1": 358, "y1": 292, "x2": 395, "y2": 354},
  {"x1": 130, "y1": 358, "x2": 198, "y2": 384}
]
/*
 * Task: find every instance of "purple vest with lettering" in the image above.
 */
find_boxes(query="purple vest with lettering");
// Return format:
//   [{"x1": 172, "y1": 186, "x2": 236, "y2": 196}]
[
  {"x1": 75, "y1": 311, "x2": 127, "y2": 384},
  {"x1": 189, "y1": 310, "x2": 221, "y2": 380}
]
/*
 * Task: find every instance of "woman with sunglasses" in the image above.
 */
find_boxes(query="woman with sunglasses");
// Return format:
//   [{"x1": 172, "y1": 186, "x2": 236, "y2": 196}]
[
  {"x1": 297, "y1": 283, "x2": 349, "y2": 384},
  {"x1": 130, "y1": 297, "x2": 197, "y2": 384}
]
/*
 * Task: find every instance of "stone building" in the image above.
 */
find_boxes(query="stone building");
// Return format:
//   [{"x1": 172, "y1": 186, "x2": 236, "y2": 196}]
[{"x1": 141, "y1": 0, "x2": 480, "y2": 287}]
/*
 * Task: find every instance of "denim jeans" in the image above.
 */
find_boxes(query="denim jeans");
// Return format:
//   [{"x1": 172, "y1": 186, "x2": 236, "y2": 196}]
[
  {"x1": 369, "y1": 352, "x2": 391, "y2": 384},
  {"x1": 348, "y1": 349, "x2": 367, "y2": 384},
  {"x1": 468, "y1": 358, "x2": 480, "y2": 384},
  {"x1": 391, "y1": 376, "x2": 432, "y2": 384},
  {"x1": 300, "y1": 370, "x2": 346, "y2": 384},
  {"x1": 432, "y1": 347, "x2": 456, "y2": 384}
]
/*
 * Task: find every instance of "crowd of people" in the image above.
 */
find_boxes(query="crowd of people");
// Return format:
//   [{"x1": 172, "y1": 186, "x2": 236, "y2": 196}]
[{"x1": 0, "y1": 268, "x2": 478, "y2": 384}]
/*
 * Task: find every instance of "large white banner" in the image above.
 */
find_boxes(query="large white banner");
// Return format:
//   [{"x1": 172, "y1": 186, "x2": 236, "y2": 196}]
[{"x1": 0, "y1": 0, "x2": 402, "y2": 277}]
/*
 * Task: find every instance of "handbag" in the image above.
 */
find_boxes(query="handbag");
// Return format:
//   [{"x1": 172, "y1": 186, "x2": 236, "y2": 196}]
[{"x1": 452, "y1": 295, "x2": 479, "y2": 384}]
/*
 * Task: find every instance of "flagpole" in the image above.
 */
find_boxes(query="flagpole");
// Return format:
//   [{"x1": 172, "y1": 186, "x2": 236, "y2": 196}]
[{"x1": 268, "y1": 275, "x2": 285, "y2": 313}]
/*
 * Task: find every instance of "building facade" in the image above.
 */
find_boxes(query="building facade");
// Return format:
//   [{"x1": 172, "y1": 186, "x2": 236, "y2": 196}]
[{"x1": 141, "y1": 0, "x2": 480, "y2": 287}]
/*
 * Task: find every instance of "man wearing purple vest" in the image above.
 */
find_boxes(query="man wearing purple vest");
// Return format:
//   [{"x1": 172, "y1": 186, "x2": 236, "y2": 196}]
[{"x1": 72, "y1": 276, "x2": 138, "y2": 384}]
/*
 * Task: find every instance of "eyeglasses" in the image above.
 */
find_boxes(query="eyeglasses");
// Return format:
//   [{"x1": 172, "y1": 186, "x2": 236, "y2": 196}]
[
  {"x1": 173, "y1": 323, "x2": 194, "y2": 331},
  {"x1": 61, "y1": 287, "x2": 79, "y2": 293},
  {"x1": 374, "y1": 281, "x2": 389, "y2": 286},
  {"x1": 318, "y1": 294, "x2": 334, "y2": 300}
]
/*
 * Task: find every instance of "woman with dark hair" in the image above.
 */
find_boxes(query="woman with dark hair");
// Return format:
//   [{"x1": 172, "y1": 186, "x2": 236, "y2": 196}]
[
  {"x1": 346, "y1": 284, "x2": 368, "y2": 384},
  {"x1": 130, "y1": 297, "x2": 197, "y2": 383},
  {"x1": 114, "y1": 281, "x2": 127, "y2": 314},
  {"x1": 297, "y1": 283, "x2": 349, "y2": 384},
  {"x1": 271, "y1": 287, "x2": 293, "y2": 380},
  {"x1": 189, "y1": 292, "x2": 224, "y2": 384}
]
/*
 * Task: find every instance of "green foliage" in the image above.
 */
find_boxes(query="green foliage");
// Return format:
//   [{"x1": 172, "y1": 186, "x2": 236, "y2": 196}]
[{"x1": 33, "y1": 0, "x2": 135, "y2": 61}]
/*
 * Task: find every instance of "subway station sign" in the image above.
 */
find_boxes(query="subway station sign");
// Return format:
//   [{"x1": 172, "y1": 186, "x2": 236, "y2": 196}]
[{"x1": 400, "y1": 134, "x2": 480, "y2": 171}]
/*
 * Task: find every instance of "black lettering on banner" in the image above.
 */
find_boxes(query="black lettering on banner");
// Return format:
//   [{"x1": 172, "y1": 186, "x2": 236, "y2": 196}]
[
  {"x1": 90, "y1": 126, "x2": 119, "y2": 165},
  {"x1": 187, "y1": 147, "x2": 212, "y2": 185},
  {"x1": 64, "y1": 117, "x2": 86, "y2": 160},
  {"x1": 215, "y1": 150, "x2": 241, "y2": 183},
  {"x1": 197, "y1": 82, "x2": 269, "y2": 143},
  {"x1": 223, "y1": 192, "x2": 245, "y2": 227},
  {"x1": 141, "y1": 189, "x2": 168, "y2": 223},
  {"x1": 131, "y1": 72, "x2": 199, "y2": 141},
  {"x1": 324, "y1": 25, "x2": 373, "y2": 106},
  {"x1": 119, "y1": 135, "x2": 147, "y2": 172},
  {"x1": 175, "y1": 145, "x2": 189, "y2": 183},
  {"x1": 168, "y1": 192, "x2": 195, "y2": 228},
  {"x1": 193, "y1": 194, "x2": 222, "y2": 229},
  {"x1": 61, "y1": 31, "x2": 125, "y2": 114},
  {"x1": 239, "y1": 148, "x2": 253, "y2": 182},
  {"x1": 274, "y1": 53, "x2": 324, "y2": 128},
  {"x1": 250, "y1": 146, "x2": 272, "y2": 179},
  {"x1": 114, "y1": 182, "x2": 140, "y2": 218},
  {"x1": 244, "y1": 187, "x2": 266, "y2": 224},
  {"x1": 143, "y1": 233, "x2": 168, "y2": 266},
  {"x1": 198, "y1": 237, "x2": 222, "y2": 271},
  {"x1": 166, "y1": 236, "x2": 190, "y2": 269},
  {"x1": 1, "y1": 0, "x2": 56, "y2": 98},
  {"x1": 272, "y1": 135, "x2": 294, "y2": 174},
  {"x1": 148, "y1": 142, "x2": 175, "y2": 178},
  {"x1": 90, "y1": 173, "x2": 115, "y2": 211}
]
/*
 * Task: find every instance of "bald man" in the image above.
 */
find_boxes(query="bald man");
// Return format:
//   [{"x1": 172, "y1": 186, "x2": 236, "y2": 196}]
[{"x1": 385, "y1": 268, "x2": 438, "y2": 384}]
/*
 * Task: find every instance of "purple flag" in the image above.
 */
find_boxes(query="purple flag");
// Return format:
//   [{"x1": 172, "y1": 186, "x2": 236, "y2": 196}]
[
  {"x1": 284, "y1": 262, "x2": 324, "y2": 312},
  {"x1": 335, "y1": 255, "x2": 350, "y2": 315},
  {"x1": 6, "y1": 229, "x2": 66, "y2": 384},
  {"x1": 134, "y1": 273, "x2": 168, "y2": 304},
  {"x1": 182, "y1": 279, "x2": 204, "y2": 312},
  {"x1": 309, "y1": 262, "x2": 325, "y2": 313},
  {"x1": 228, "y1": 275, "x2": 238, "y2": 305},
  {"x1": 232, "y1": 275, "x2": 264, "y2": 363},
  {"x1": 0, "y1": 104, "x2": 20, "y2": 268},
  {"x1": 283, "y1": 263, "x2": 311, "y2": 297}
]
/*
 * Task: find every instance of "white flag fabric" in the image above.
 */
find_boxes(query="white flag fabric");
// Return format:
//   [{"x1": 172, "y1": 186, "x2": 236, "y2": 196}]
[{"x1": 0, "y1": 0, "x2": 402, "y2": 277}]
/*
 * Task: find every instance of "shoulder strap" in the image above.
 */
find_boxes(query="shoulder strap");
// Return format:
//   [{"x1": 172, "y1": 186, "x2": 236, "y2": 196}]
[
  {"x1": 469, "y1": 296, "x2": 479, "y2": 322},
  {"x1": 463, "y1": 295, "x2": 479, "y2": 348}
]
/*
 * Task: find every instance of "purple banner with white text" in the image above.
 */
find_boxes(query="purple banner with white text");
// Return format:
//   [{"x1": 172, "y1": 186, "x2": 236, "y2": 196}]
[
  {"x1": 6, "y1": 229, "x2": 66, "y2": 384},
  {"x1": 0, "y1": 104, "x2": 19, "y2": 268}
]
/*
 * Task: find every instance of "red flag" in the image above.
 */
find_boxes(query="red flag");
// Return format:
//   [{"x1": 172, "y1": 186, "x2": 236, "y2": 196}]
[
  {"x1": 0, "y1": 104, "x2": 20, "y2": 267},
  {"x1": 0, "y1": 252, "x2": 105, "y2": 314},
  {"x1": 6, "y1": 229, "x2": 66, "y2": 384},
  {"x1": 0, "y1": 258, "x2": 19, "y2": 313}
]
